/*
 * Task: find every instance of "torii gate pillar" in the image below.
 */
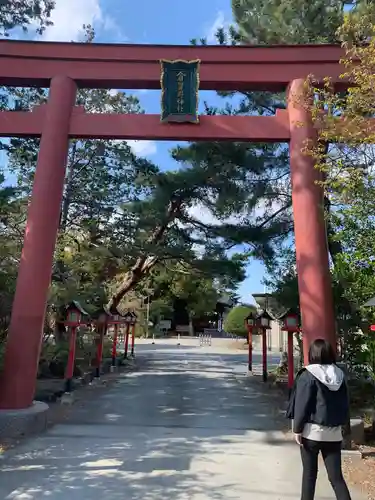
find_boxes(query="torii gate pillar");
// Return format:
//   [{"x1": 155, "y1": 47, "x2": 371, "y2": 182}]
[
  {"x1": 288, "y1": 79, "x2": 336, "y2": 364},
  {"x1": 0, "y1": 76, "x2": 76, "y2": 409}
]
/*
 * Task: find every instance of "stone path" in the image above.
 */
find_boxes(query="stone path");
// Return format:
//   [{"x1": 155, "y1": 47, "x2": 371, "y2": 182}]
[{"x1": 0, "y1": 341, "x2": 364, "y2": 499}]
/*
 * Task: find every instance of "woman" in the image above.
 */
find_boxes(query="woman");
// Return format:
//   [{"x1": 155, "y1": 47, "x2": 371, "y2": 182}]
[{"x1": 287, "y1": 338, "x2": 352, "y2": 500}]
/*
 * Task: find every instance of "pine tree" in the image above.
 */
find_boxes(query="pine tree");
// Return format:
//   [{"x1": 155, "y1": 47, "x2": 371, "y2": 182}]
[
  {"x1": 232, "y1": 0, "x2": 347, "y2": 44},
  {"x1": 0, "y1": 0, "x2": 55, "y2": 36}
]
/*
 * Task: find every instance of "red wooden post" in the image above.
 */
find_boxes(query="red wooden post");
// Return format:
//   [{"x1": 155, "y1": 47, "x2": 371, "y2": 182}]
[
  {"x1": 0, "y1": 76, "x2": 77, "y2": 409},
  {"x1": 262, "y1": 328, "x2": 268, "y2": 382},
  {"x1": 248, "y1": 327, "x2": 253, "y2": 372},
  {"x1": 288, "y1": 78, "x2": 336, "y2": 364},
  {"x1": 131, "y1": 323, "x2": 136, "y2": 357},
  {"x1": 65, "y1": 326, "x2": 77, "y2": 393},
  {"x1": 111, "y1": 324, "x2": 118, "y2": 367},
  {"x1": 124, "y1": 323, "x2": 130, "y2": 359},
  {"x1": 287, "y1": 331, "x2": 294, "y2": 388}
]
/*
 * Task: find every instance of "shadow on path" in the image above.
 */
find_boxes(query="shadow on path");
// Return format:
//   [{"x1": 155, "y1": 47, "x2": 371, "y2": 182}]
[{"x1": 0, "y1": 351, "x2": 362, "y2": 499}]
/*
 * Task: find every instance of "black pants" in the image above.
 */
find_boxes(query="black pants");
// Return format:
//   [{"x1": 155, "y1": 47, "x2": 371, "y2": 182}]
[{"x1": 300, "y1": 438, "x2": 352, "y2": 500}]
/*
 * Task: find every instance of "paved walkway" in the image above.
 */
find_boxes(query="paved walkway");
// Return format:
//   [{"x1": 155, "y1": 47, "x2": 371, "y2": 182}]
[{"x1": 0, "y1": 341, "x2": 364, "y2": 499}]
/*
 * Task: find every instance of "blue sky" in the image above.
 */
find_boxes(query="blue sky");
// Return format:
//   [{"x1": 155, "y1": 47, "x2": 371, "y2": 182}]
[{"x1": 5, "y1": 0, "x2": 270, "y2": 303}]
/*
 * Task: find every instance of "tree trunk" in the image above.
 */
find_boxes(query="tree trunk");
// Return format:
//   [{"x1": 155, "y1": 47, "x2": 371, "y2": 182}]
[
  {"x1": 107, "y1": 255, "x2": 159, "y2": 311},
  {"x1": 295, "y1": 332, "x2": 304, "y2": 369},
  {"x1": 188, "y1": 315, "x2": 194, "y2": 336}
]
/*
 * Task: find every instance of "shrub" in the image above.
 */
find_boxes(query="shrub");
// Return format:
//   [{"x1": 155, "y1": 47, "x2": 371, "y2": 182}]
[{"x1": 224, "y1": 305, "x2": 256, "y2": 337}]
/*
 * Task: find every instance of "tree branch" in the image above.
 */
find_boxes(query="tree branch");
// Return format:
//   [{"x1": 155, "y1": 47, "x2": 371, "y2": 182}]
[{"x1": 106, "y1": 199, "x2": 182, "y2": 310}]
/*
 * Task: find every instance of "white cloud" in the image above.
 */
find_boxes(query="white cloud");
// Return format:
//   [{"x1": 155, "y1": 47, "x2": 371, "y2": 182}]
[
  {"x1": 188, "y1": 198, "x2": 288, "y2": 231},
  {"x1": 109, "y1": 89, "x2": 149, "y2": 97},
  {"x1": 128, "y1": 140, "x2": 157, "y2": 157},
  {"x1": 188, "y1": 203, "x2": 244, "y2": 226},
  {"x1": 188, "y1": 203, "x2": 218, "y2": 225},
  {"x1": 192, "y1": 243, "x2": 206, "y2": 258},
  {"x1": 36, "y1": 0, "x2": 122, "y2": 42},
  {"x1": 253, "y1": 199, "x2": 286, "y2": 220},
  {"x1": 186, "y1": 204, "x2": 243, "y2": 258},
  {"x1": 205, "y1": 11, "x2": 231, "y2": 44}
]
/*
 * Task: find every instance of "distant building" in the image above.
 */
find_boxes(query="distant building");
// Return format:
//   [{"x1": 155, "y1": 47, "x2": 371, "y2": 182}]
[{"x1": 172, "y1": 295, "x2": 234, "y2": 336}]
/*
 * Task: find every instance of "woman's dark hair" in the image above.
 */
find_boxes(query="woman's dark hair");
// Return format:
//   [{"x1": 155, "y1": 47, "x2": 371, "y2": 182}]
[{"x1": 308, "y1": 338, "x2": 336, "y2": 365}]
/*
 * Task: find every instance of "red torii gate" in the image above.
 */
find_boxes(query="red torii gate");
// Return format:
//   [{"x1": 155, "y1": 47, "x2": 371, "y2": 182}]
[{"x1": 0, "y1": 40, "x2": 345, "y2": 410}]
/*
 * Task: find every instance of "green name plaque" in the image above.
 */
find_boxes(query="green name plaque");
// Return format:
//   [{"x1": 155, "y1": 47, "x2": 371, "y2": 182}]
[{"x1": 160, "y1": 59, "x2": 200, "y2": 123}]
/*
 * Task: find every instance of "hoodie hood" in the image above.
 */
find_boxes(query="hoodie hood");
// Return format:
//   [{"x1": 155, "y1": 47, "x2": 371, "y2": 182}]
[{"x1": 306, "y1": 364, "x2": 344, "y2": 391}]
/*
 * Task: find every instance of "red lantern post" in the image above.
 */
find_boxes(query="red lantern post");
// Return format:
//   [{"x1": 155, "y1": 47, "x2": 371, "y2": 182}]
[
  {"x1": 122, "y1": 312, "x2": 133, "y2": 359},
  {"x1": 66, "y1": 326, "x2": 77, "y2": 391},
  {"x1": 257, "y1": 310, "x2": 273, "y2": 382},
  {"x1": 111, "y1": 325, "x2": 118, "y2": 366},
  {"x1": 245, "y1": 312, "x2": 257, "y2": 372},
  {"x1": 280, "y1": 310, "x2": 301, "y2": 389},
  {"x1": 63, "y1": 301, "x2": 89, "y2": 392},
  {"x1": 124, "y1": 323, "x2": 130, "y2": 358},
  {"x1": 130, "y1": 312, "x2": 138, "y2": 357},
  {"x1": 287, "y1": 331, "x2": 294, "y2": 386}
]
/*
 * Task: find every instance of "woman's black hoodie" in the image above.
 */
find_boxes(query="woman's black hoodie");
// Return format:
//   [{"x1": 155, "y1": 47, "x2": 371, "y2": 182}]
[{"x1": 288, "y1": 364, "x2": 349, "y2": 441}]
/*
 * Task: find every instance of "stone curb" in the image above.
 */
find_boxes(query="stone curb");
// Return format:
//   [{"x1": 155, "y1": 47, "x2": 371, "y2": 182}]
[
  {"x1": 0, "y1": 401, "x2": 49, "y2": 443},
  {"x1": 341, "y1": 449, "x2": 363, "y2": 459},
  {"x1": 35, "y1": 357, "x2": 133, "y2": 403}
]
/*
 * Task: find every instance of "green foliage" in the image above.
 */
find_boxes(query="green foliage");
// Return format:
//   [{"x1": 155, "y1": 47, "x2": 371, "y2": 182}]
[
  {"x1": 169, "y1": 269, "x2": 220, "y2": 319},
  {"x1": 141, "y1": 264, "x2": 239, "y2": 333},
  {"x1": 0, "y1": 171, "x2": 24, "y2": 343},
  {"x1": 0, "y1": 0, "x2": 55, "y2": 36},
  {"x1": 224, "y1": 305, "x2": 255, "y2": 337},
  {"x1": 232, "y1": 0, "x2": 347, "y2": 44},
  {"x1": 148, "y1": 298, "x2": 174, "y2": 326}
]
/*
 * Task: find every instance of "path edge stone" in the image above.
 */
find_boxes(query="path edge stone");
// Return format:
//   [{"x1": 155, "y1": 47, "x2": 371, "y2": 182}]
[{"x1": 0, "y1": 401, "x2": 49, "y2": 441}]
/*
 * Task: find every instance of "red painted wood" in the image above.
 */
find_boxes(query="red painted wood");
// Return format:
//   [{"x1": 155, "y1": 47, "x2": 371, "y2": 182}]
[
  {"x1": 112, "y1": 324, "x2": 118, "y2": 361},
  {"x1": 65, "y1": 327, "x2": 77, "y2": 380},
  {"x1": 0, "y1": 76, "x2": 76, "y2": 410},
  {"x1": 70, "y1": 109, "x2": 290, "y2": 141},
  {"x1": 0, "y1": 40, "x2": 345, "y2": 90},
  {"x1": 288, "y1": 79, "x2": 336, "y2": 364},
  {"x1": 0, "y1": 40, "x2": 344, "y2": 63},
  {"x1": 0, "y1": 108, "x2": 45, "y2": 137},
  {"x1": 0, "y1": 109, "x2": 290, "y2": 141},
  {"x1": 288, "y1": 331, "x2": 294, "y2": 388}
]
